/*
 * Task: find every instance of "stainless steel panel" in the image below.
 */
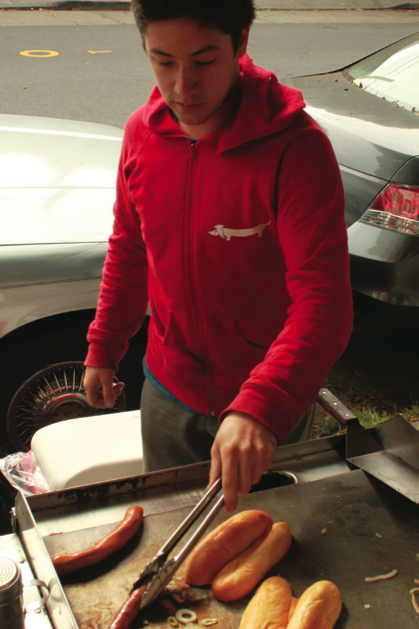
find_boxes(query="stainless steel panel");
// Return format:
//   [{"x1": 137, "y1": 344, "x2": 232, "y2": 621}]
[
  {"x1": 15, "y1": 493, "x2": 78, "y2": 629},
  {"x1": 0, "y1": 533, "x2": 52, "y2": 629}
]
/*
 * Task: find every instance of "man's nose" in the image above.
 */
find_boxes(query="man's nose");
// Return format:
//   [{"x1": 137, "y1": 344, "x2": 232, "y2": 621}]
[{"x1": 174, "y1": 66, "x2": 198, "y2": 98}]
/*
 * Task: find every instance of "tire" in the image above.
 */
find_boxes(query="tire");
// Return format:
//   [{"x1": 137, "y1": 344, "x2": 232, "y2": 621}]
[
  {"x1": 0, "y1": 315, "x2": 148, "y2": 452},
  {"x1": 352, "y1": 291, "x2": 419, "y2": 337}
]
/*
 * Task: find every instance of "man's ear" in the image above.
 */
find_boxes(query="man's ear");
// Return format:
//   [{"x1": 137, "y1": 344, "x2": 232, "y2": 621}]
[{"x1": 237, "y1": 26, "x2": 250, "y2": 59}]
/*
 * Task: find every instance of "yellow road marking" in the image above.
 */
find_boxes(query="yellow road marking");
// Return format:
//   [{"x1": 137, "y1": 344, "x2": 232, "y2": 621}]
[{"x1": 20, "y1": 50, "x2": 59, "y2": 57}]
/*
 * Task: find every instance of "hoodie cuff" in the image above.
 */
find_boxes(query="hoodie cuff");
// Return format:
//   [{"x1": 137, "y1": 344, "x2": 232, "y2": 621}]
[
  {"x1": 84, "y1": 342, "x2": 122, "y2": 373},
  {"x1": 219, "y1": 388, "x2": 302, "y2": 443}
]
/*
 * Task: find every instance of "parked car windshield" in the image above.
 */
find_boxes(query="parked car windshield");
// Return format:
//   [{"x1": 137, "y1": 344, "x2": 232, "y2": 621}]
[{"x1": 346, "y1": 33, "x2": 419, "y2": 113}]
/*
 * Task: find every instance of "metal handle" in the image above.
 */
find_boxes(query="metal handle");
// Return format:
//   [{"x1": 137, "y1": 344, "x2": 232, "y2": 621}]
[
  {"x1": 317, "y1": 388, "x2": 357, "y2": 427},
  {"x1": 24, "y1": 579, "x2": 50, "y2": 613},
  {"x1": 139, "y1": 492, "x2": 225, "y2": 610},
  {"x1": 158, "y1": 477, "x2": 222, "y2": 556},
  {"x1": 131, "y1": 477, "x2": 223, "y2": 594},
  {"x1": 174, "y1": 492, "x2": 225, "y2": 565}
]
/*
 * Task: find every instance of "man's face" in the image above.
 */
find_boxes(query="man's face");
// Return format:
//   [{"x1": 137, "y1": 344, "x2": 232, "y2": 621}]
[{"x1": 144, "y1": 18, "x2": 248, "y2": 135}]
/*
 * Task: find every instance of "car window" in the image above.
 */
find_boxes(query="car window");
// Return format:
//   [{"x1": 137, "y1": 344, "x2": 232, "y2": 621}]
[{"x1": 345, "y1": 34, "x2": 419, "y2": 113}]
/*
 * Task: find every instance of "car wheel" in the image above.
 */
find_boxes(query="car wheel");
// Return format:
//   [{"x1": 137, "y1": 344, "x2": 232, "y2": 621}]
[
  {"x1": 7, "y1": 361, "x2": 126, "y2": 452},
  {"x1": 352, "y1": 291, "x2": 419, "y2": 337},
  {"x1": 0, "y1": 315, "x2": 148, "y2": 452}
]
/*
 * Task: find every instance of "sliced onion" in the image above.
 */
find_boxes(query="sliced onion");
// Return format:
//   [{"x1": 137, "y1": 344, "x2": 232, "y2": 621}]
[
  {"x1": 175, "y1": 609, "x2": 197, "y2": 625},
  {"x1": 365, "y1": 569, "x2": 398, "y2": 582},
  {"x1": 410, "y1": 588, "x2": 419, "y2": 614}
]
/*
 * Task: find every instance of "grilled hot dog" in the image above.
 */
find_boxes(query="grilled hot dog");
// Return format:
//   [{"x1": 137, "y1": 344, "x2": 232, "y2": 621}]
[
  {"x1": 108, "y1": 582, "x2": 149, "y2": 629},
  {"x1": 51, "y1": 505, "x2": 144, "y2": 575}
]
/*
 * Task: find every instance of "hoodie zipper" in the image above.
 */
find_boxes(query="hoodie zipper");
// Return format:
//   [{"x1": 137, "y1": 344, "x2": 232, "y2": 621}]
[
  {"x1": 185, "y1": 140, "x2": 214, "y2": 415},
  {"x1": 184, "y1": 142, "x2": 200, "y2": 356}
]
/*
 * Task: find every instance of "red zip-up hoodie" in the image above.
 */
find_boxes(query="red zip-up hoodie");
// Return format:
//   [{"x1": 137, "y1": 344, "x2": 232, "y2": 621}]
[{"x1": 86, "y1": 54, "x2": 353, "y2": 442}]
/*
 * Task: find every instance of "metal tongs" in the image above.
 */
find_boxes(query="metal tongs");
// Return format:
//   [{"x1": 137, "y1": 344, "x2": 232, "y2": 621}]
[{"x1": 130, "y1": 477, "x2": 224, "y2": 610}]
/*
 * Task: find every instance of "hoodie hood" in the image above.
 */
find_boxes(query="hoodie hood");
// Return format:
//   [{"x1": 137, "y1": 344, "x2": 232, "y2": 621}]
[{"x1": 142, "y1": 54, "x2": 305, "y2": 153}]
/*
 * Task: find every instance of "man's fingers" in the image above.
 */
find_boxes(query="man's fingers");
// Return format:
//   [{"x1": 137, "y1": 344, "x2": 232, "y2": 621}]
[
  {"x1": 236, "y1": 447, "x2": 253, "y2": 497},
  {"x1": 83, "y1": 367, "x2": 117, "y2": 409},
  {"x1": 209, "y1": 413, "x2": 278, "y2": 513},
  {"x1": 101, "y1": 377, "x2": 116, "y2": 408},
  {"x1": 251, "y1": 442, "x2": 276, "y2": 486},
  {"x1": 209, "y1": 439, "x2": 240, "y2": 512},
  {"x1": 112, "y1": 382, "x2": 125, "y2": 399},
  {"x1": 84, "y1": 381, "x2": 104, "y2": 408},
  {"x1": 208, "y1": 444, "x2": 222, "y2": 492},
  {"x1": 221, "y1": 447, "x2": 239, "y2": 513}
]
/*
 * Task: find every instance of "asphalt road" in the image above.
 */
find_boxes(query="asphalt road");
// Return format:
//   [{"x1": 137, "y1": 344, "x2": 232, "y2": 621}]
[{"x1": 1, "y1": 13, "x2": 418, "y2": 127}]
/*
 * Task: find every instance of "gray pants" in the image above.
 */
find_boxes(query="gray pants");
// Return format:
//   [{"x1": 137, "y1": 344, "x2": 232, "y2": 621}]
[{"x1": 140, "y1": 377, "x2": 316, "y2": 473}]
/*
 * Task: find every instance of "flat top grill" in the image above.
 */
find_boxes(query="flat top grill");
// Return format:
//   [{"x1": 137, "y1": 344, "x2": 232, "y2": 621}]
[{"x1": 10, "y1": 435, "x2": 419, "y2": 629}]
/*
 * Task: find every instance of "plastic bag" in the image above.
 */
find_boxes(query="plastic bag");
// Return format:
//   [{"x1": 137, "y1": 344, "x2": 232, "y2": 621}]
[{"x1": 0, "y1": 450, "x2": 50, "y2": 495}]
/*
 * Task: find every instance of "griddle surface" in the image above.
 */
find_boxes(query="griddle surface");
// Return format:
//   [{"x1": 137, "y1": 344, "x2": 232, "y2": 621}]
[{"x1": 44, "y1": 470, "x2": 419, "y2": 628}]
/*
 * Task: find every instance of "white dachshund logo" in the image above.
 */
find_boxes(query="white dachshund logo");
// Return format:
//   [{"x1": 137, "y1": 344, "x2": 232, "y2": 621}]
[{"x1": 209, "y1": 221, "x2": 271, "y2": 241}]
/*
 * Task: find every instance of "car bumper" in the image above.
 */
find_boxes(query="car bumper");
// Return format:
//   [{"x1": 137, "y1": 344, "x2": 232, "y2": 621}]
[{"x1": 348, "y1": 221, "x2": 419, "y2": 307}]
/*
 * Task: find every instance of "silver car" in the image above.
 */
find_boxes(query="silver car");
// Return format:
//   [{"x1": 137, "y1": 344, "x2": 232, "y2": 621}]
[
  {"x1": 283, "y1": 33, "x2": 419, "y2": 334},
  {"x1": 0, "y1": 114, "x2": 148, "y2": 452}
]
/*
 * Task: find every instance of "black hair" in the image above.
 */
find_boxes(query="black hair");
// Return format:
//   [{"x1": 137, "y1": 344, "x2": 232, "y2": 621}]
[{"x1": 132, "y1": 0, "x2": 255, "y2": 54}]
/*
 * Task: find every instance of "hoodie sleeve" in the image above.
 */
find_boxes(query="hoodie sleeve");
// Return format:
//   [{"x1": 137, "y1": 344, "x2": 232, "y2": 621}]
[
  {"x1": 220, "y1": 122, "x2": 353, "y2": 441},
  {"x1": 84, "y1": 125, "x2": 149, "y2": 373}
]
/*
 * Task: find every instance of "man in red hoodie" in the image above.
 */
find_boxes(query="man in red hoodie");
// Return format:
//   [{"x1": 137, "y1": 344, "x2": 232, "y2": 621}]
[{"x1": 84, "y1": 0, "x2": 353, "y2": 512}]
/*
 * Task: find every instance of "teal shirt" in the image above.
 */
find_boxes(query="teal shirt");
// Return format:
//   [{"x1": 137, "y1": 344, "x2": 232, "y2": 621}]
[{"x1": 142, "y1": 357, "x2": 197, "y2": 413}]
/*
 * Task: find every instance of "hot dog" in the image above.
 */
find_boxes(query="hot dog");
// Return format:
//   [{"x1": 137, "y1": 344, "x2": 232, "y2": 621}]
[
  {"x1": 108, "y1": 582, "x2": 149, "y2": 629},
  {"x1": 238, "y1": 577, "x2": 295, "y2": 629},
  {"x1": 183, "y1": 510, "x2": 273, "y2": 586},
  {"x1": 287, "y1": 580, "x2": 342, "y2": 629},
  {"x1": 211, "y1": 522, "x2": 292, "y2": 602},
  {"x1": 51, "y1": 505, "x2": 144, "y2": 575}
]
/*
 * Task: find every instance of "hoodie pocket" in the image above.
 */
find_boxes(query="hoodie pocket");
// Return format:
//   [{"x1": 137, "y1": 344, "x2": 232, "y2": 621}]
[
  {"x1": 149, "y1": 311, "x2": 206, "y2": 386},
  {"x1": 202, "y1": 316, "x2": 268, "y2": 386}
]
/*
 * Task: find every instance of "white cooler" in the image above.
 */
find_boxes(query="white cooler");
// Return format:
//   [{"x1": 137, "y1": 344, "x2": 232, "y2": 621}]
[{"x1": 31, "y1": 410, "x2": 143, "y2": 491}]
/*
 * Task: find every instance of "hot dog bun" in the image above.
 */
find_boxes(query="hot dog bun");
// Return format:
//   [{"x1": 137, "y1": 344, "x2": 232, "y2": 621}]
[
  {"x1": 239, "y1": 577, "x2": 294, "y2": 629},
  {"x1": 211, "y1": 521, "x2": 292, "y2": 602},
  {"x1": 289, "y1": 596, "x2": 299, "y2": 621},
  {"x1": 183, "y1": 510, "x2": 273, "y2": 586},
  {"x1": 287, "y1": 580, "x2": 342, "y2": 629}
]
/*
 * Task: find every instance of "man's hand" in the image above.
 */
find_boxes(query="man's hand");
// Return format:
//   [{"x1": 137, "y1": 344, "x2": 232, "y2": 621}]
[
  {"x1": 208, "y1": 412, "x2": 277, "y2": 513},
  {"x1": 83, "y1": 366, "x2": 124, "y2": 409}
]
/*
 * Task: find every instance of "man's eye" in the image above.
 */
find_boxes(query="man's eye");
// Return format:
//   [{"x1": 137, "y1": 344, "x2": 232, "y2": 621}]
[
  {"x1": 196, "y1": 60, "x2": 215, "y2": 66},
  {"x1": 157, "y1": 60, "x2": 174, "y2": 66}
]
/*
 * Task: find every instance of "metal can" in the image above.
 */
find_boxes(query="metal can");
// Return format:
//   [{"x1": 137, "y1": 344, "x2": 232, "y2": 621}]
[{"x1": 0, "y1": 556, "x2": 25, "y2": 629}]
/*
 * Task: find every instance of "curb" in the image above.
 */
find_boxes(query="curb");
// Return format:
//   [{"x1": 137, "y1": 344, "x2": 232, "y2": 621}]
[
  {"x1": 45, "y1": 0, "x2": 131, "y2": 7},
  {"x1": 255, "y1": 1, "x2": 419, "y2": 7},
  {"x1": 1, "y1": 0, "x2": 418, "y2": 10},
  {"x1": 257, "y1": 3, "x2": 419, "y2": 6},
  {"x1": 2, "y1": 0, "x2": 132, "y2": 8}
]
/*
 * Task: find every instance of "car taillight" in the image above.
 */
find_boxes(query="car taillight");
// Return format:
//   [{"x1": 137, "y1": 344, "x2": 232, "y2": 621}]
[{"x1": 360, "y1": 184, "x2": 419, "y2": 235}]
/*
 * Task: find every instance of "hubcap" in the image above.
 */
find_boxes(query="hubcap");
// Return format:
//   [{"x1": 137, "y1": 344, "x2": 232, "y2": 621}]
[{"x1": 7, "y1": 362, "x2": 126, "y2": 451}]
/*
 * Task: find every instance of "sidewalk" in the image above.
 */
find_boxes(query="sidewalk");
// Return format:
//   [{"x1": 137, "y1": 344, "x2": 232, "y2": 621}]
[{"x1": 0, "y1": 0, "x2": 418, "y2": 13}]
